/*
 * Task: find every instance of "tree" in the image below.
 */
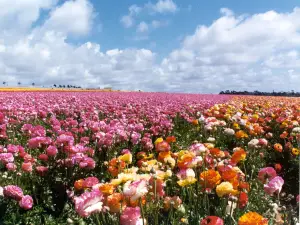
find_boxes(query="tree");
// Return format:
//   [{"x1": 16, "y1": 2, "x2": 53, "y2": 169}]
[
  {"x1": 53, "y1": 84, "x2": 57, "y2": 87},
  {"x1": 32, "y1": 82, "x2": 35, "y2": 86},
  {"x1": 3, "y1": 81, "x2": 6, "y2": 86},
  {"x1": 18, "y1": 82, "x2": 21, "y2": 86}
]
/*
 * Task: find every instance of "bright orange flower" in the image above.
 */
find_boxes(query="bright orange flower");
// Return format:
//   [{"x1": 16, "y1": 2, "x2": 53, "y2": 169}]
[
  {"x1": 108, "y1": 158, "x2": 126, "y2": 177},
  {"x1": 99, "y1": 183, "x2": 115, "y2": 195},
  {"x1": 158, "y1": 151, "x2": 172, "y2": 162},
  {"x1": 177, "y1": 151, "x2": 195, "y2": 169},
  {"x1": 192, "y1": 119, "x2": 199, "y2": 125},
  {"x1": 106, "y1": 193, "x2": 126, "y2": 213},
  {"x1": 210, "y1": 148, "x2": 225, "y2": 158},
  {"x1": 238, "y1": 212, "x2": 268, "y2": 225},
  {"x1": 274, "y1": 143, "x2": 283, "y2": 153},
  {"x1": 274, "y1": 164, "x2": 282, "y2": 172},
  {"x1": 200, "y1": 170, "x2": 221, "y2": 189},
  {"x1": 239, "y1": 181, "x2": 250, "y2": 191},
  {"x1": 166, "y1": 136, "x2": 176, "y2": 143},
  {"x1": 235, "y1": 130, "x2": 248, "y2": 139},
  {"x1": 221, "y1": 168, "x2": 239, "y2": 189},
  {"x1": 74, "y1": 179, "x2": 85, "y2": 191},
  {"x1": 231, "y1": 149, "x2": 247, "y2": 164}
]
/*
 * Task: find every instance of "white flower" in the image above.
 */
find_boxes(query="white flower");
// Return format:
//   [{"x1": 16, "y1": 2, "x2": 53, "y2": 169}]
[
  {"x1": 248, "y1": 139, "x2": 259, "y2": 148},
  {"x1": 224, "y1": 128, "x2": 235, "y2": 136},
  {"x1": 207, "y1": 137, "x2": 215, "y2": 143}
]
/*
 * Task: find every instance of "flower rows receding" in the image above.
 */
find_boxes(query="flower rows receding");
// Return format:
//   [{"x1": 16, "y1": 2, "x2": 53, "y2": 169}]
[{"x1": 0, "y1": 93, "x2": 299, "y2": 224}]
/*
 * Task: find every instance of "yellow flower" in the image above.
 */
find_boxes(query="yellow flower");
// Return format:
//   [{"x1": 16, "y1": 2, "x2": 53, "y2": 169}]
[
  {"x1": 177, "y1": 178, "x2": 197, "y2": 187},
  {"x1": 118, "y1": 153, "x2": 132, "y2": 164},
  {"x1": 216, "y1": 182, "x2": 238, "y2": 197},
  {"x1": 292, "y1": 148, "x2": 300, "y2": 156},
  {"x1": 154, "y1": 137, "x2": 164, "y2": 145}
]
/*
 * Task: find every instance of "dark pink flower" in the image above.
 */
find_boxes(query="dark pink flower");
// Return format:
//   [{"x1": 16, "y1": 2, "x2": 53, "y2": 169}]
[
  {"x1": 258, "y1": 167, "x2": 277, "y2": 183},
  {"x1": 3, "y1": 185, "x2": 23, "y2": 201},
  {"x1": 120, "y1": 207, "x2": 145, "y2": 225}
]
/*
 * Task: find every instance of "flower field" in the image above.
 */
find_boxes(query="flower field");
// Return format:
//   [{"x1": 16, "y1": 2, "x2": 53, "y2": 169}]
[{"x1": 0, "y1": 91, "x2": 299, "y2": 225}]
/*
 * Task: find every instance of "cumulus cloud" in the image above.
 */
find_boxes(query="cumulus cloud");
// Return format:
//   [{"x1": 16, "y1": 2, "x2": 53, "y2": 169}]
[
  {"x1": 0, "y1": 1, "x2": 300, "y2": 93},
  {"x1": 137, "y1": 21, "x2": 149, "y2": 33},
  {"x1": 147, "y1": 0, "x2": 178, "y2": 14},
  {"x1": 43, "y1": 0, "x2": 94, "y2": 36}
]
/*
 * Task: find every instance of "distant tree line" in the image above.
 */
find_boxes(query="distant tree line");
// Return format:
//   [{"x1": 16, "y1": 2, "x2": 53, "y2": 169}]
[
  {"x1": 219, "y1": 90, "x2": 300, "y2": 97},
  {"x1": 53, "y1": 84, "x2": 82, "y2": 89}
]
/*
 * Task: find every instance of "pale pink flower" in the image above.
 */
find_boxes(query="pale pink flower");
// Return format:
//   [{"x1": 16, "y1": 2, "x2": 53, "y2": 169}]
[
  {"x1": 74, "y1": 189, "x2": 104, "y2": 217},
  {"x1": 0, "y1": 153, "x2": 14, "y2": 164},
  {"x1": 264, "y1": 176, "x2": 284, "y2": 196},
  {"x1": 120, "y1": 207, "x2": 146, "y2": 225},
  {"x1": 3, "y1": 185, "x2": 23, "y2": 201},
  {"x1": 258, "y1": 167, "x2": 277, "y2": 183},
  {"x1": 19, "y1": 195, "x2": 33, "y2": 210},
  {"x1": 123, "y1": 179, "x2": 148, "y2": 201}
]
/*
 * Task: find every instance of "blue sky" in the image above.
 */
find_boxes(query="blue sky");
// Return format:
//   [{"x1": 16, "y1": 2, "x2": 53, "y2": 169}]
[{"x1": 0, "y1": 0, "x2": 300, "y2": 92}]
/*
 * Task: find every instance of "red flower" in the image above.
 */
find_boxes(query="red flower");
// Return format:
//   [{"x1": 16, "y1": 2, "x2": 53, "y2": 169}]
[
  {"x1": 200, "y1": 216, "x2": 224, "y2": 225},
  {"x1": 274, "y1": 164, "x2": 282, "y2": 173},
  {"x1": 238, "y1": 192, "x2": 248, "y2": 209}
]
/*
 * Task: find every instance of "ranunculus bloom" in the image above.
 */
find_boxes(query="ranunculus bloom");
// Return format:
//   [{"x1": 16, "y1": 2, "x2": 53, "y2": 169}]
[
  {"x1": 83, "y1": 177, "x2": 99, "y2": 188},
  {"x1": 106, "y1": 193, "x2": 126, "y2": 213},
  {"x1": 36, "y1": 166, "x2": 48, "y2": 176},
  {"x1": 123, "y1": 179, "x2": 148, "y2": 201},
  {"x1": 200, "y1": 216, "x2": 224, "y2": 225},
  {"x1": 155, "y1": 141, "x2": 171, "y2": 152},
  {"x1": 264, "y1": 176, "x2": 284, "y2": 196},
  {"x1": 120, "y1": 207, "x2": 146, "y2": 225},
  {"x1": 200, "y1": 170, "x2": 221, "y2": 189},
  {"x1": 6, "y1": 163, "x2": 17, "y2": 171},
  {"x1": 231, "y1": 149, "x2": 246, "y2": 164},
  {"x1": 238, "y1": 212, "x2": 268, "y2": 225},
  {"x1": 216, "y1": 182, "x2": 238, "y2": 197},
  {"x1": 46, "y1": 145, "x2": 58, "y2": 156},
  {"x1": 163, "y1": 196, "x2": 182, "y2": 211},
  {"x1": 19, "y1": 195, "x2": 33, "y2": 210},
  {"x1": 74, "y1": 189, "x2": 104, "y2": 217},
  {"x1": 3, "y1": 185, "x2": 23, "y2": 201},
  {"x1": 238, "y1": 192, "x2": 248, "y2": 209},
  {"x1": 258, "y1": 167, "x2": 277, "y2": 183},
  {"x1": 21, "y1": 162, "x2": 33, "y2": 172}
]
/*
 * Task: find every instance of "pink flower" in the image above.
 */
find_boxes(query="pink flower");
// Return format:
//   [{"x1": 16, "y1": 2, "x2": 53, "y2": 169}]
[
  {"x1": 200, "y1": 216, "x2": 224, "y2": 225},
  {"x1": 6, "y1": 163, "x2": 17, "y2": 171},
  {"x1": 22, "y1": 162, "x2": 33, "y2": 172},
  {"x1": 38, "y1": 154, "x2": 48, "y2": 161},
  {"x1": 123, "y1": 179, "x2": 148, "y2": 201},
  {"x1": 3, "y1": 185, "x2": 23, "y2": 201},
  {"x1": 36, "y1": 166, "x2": 48, "y2": 176},
  {"x1": 0, "y1": 153, "x2": 14, "y2": 164},
  {"x1": 46, "y1": 146, "x2": 58, "y2": 157},
  {"x1": 155, "y1": 141, "x2": 171, "y2": 152},
  {"x1": 264, "y1": 176, "x2": 284, "y2": 196},
  {"x1": 74, "y1": 189, "x2": 104, "y2": 217},
  {"x1": 120, "y1": 207, "x2": 146, "y2": 225},
  {"x1": 19, "y1": 195, "x2": 33, "y2": 210},
  {"x1": 296, "y1": 195, "x2": 299, "y2": 203},
  {"x1": 83, "y1": 177, "x2": 99, "y2": 188},
  {"x1": 258, "y1": 167, "x2": 277, "y2": 183}
]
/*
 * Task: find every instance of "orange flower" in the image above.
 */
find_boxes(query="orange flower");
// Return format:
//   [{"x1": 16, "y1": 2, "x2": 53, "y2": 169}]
[
  {"x1": 292, "y1": 148, "x2": 300, "y2": 156},
  {"x1": 274, "y1": 164, "x2": 282, "y2": 172},
  {"x1": 210, "y1": 148, "x2": 225, "y2": 158},
  {"x1": 99, "y1": 183, "x2": 115, "y2": 195},
  {"x1": 177, "y1": 151, "x2": 195, "y2": 169},
  {"x1": 192, "y1": 119, "x2": 199, "y2": 125},
  {"x1": 200, "y1": 170, "x2": 221, "y2": 189},
  {"x1": 108, "y1": 158, "x2": 126, "y2": 177},
  {"x1": 158, "y1": 151, "x2": 172, "y2": 162},
  {"x1": 238, "y1": 212, "x2": 268, "y2": 225},
  {"x1": 239, "y1": 181, "x2": 250, "y2": 191},
  {"x1": 235, "y1": 130, "x2": 248, "y2": 139},
  {"x1": 231, "y1": 149, "x2": 247, "y2": 164},
  {"x1": 274, "y1": 143, "x2": 283, "y2": 153},
  {"x1": 166, "y1": 136, "x2": 176, "y2": 143},
  {"x1": 280, "y1": 131, "x2": 288, "y2": 139},
  {"x1": 221, "y1": 168, "x2": 239, "y2": 189},
  {"x1": 106, "y1": 193, "x2": 126, "y2": 213},
  {"x1": 74, "y1": 179, "x2": 85, "y2": 191}
]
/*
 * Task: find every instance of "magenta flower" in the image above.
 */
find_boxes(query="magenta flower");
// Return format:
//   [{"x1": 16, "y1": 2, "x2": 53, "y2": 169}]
[
  {"x1": 264, "y1": 176, "x2": 284, "y2": 196},
  {"x1": 3, "y1": 185, "x2": 24, "y2": 201},
  {"x1": 19, "y1": 195, "x2": 33, "y2": 210},
  {"x1": 46, "y1": 145, "x2": 58, "y2": 156},
  {"x1": 120, "y1": 207, "x2": 145, "y2": 225},
  {"x1": 0, "y1": 153, "x2": 14, "y2": 164},
  {"x1": 258, "y1": 167, "x2": 277, "y2": 183},
  {"x1": 74, "y1": 189, "x2": 104, "y2": 217}
]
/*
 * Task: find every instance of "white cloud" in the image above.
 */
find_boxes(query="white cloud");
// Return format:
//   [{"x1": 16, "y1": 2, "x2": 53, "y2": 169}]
[
  {"x1": 137, "y1": 21, "x2": 149, "y2": 33},
  {"x1": 121, "y1": 15, "x2": 134, "y2": 28},
  {"x1": 43, "y1": 0, "x2": 94, "y2": 36},
  {"x1": 148, "y1": 0, "x2": 178, "y2": 14},
  {"x1": 1, "y1": 3, "x2": 300, "y2": 93}
]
